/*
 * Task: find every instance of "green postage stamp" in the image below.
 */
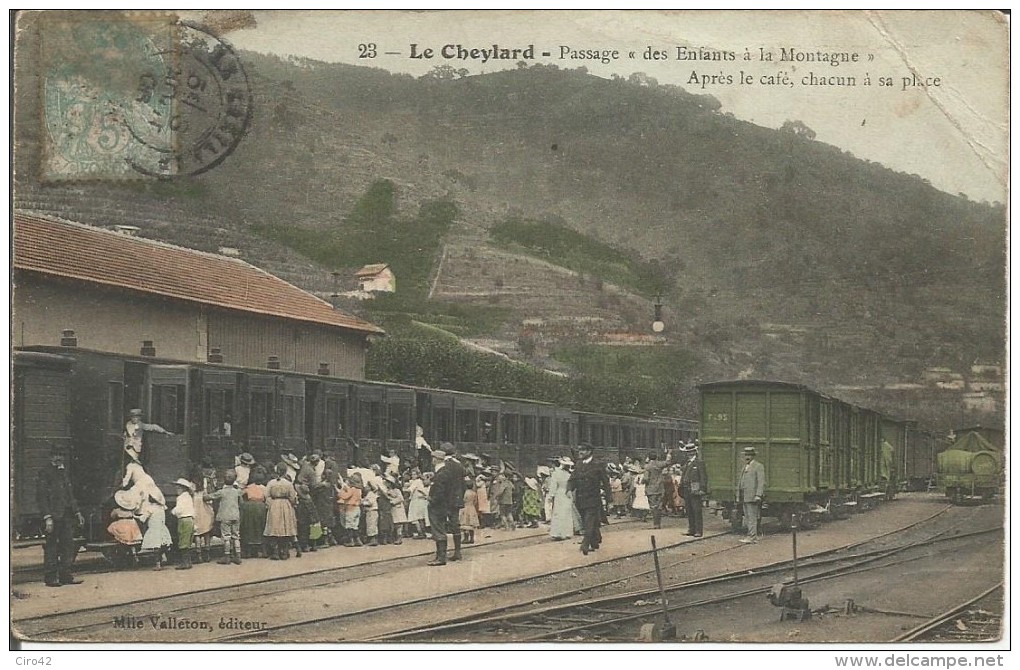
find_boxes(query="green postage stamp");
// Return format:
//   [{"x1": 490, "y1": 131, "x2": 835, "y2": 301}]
[{"x1": 38, "y1": 13, "x2": 252, "y2": 180}]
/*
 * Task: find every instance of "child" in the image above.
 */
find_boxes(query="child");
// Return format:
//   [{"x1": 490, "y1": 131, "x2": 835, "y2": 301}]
[
  {"x1": 240, "y1": 473, "x2": 268, "y2": 558},
  {"x1": 108, "y1": 489, "x2": 143, "y2": 551},
  {"x1": 171, "y1": 478, "x2": 196, "y2": 570},
  {"x1": 383, "y1": 475, "x2": 406, "y2": 545},
  {"x1": 377, "y1": 480, "x2": 394, "y2": 545},
  {"x1": 632, "y1": 472, "x2": 650, "y2": 521},
  {"x1": 294, "y1": 482, "x2": 313, "y2": 555},
  {"x1": 362, "y1": 481, "x2": 380, "y2": 546},
  {"x1": 521, "y1": 477, "x2": 543, "y2": 528},
  {"x1": 405, "y1": 469, "x2": 429, "y2": 540},
  {"x1": 134, "y1": 476, "x2": 173, "y2": 570},
  {"x1": 459, "y1": 476, "x2": 479, "y2": 545},
  {"x1": 475, "y1": 474, "x2": 491, "y2": 529},
  {"x1": 192, "y1": 459, "x2": 218, "y2": 564},
  {"x1": 206, "y1": 470, "x2": 244, "y2": 565},
  {"x1": 338, "y1": 473, "x2": 363, "y2": 547},
  {"x1": 494, "y1": 473, "x2": 514, "y2": 530}
]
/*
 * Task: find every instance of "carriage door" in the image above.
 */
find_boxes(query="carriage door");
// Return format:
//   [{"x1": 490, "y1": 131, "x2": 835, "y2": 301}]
[{"x1": 145, "y1": 365, "x2": 191, "y2": 499}]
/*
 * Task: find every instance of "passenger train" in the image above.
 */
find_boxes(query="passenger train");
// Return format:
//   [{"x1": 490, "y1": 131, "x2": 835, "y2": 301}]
[{"x1": 13, "y1": 346, "x2": 697, "y2": 541}]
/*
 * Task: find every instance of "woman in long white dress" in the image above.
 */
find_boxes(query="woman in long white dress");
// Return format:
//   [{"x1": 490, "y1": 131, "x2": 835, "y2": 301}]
[{"x1": 547, "y1": 458, "x2": 574, "y2": 540}]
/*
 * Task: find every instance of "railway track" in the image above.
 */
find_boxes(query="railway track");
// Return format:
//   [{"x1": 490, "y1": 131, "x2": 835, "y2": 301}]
[
  {"x1": 18, "y1": 501, "x2": 994, "y2": 644},
  {"x1": 13, "y1": 519, "x2": 639, "y2": 640},
  {"x1": 893, "y1": 583, "x2": 1004, "y2": 643},
  {"x1": 371, "y1": 522, "x2": 1000, "y2": 642},
  {"x1": 225, "y1": 503, "x2": 963, "y2": 642}
]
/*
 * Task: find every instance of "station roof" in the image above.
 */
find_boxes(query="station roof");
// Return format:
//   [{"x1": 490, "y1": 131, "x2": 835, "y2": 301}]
[{"x1": 14, "y1": 212, "x2": 385, "y2": 336}]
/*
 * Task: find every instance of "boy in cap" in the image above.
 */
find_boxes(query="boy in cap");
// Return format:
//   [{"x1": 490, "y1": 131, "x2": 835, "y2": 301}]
[
  {"x1": 123, "y1": 409, "x2": 172, "y2": 460},
  {"x1": 171, "y1": 478, "x2": 197, "y2": 569},
  {"x1": 206, "y1": 470, "x2": 244, "y2": 564},
  {"x1": 737, "y1": 446, "x2": 766, "y2": 544}
]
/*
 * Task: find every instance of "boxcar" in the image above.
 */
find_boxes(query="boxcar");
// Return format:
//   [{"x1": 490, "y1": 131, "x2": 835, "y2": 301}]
[
  {"x1": 700, "y1": 380, "x2": 825, "y2": 528},
  {"x1": 700, "y1": 380, "x2": 900, "y2": 530}
]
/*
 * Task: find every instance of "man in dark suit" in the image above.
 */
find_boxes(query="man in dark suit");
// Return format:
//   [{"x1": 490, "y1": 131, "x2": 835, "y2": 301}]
[
  {"x1": 679, "y1": 442, "x2": 710, "y2": 537},
  {"x1": 36, "y1": 444, "x2": 84, "y2": 587},
  {"x1": 427, "y1": 444, "x2": 467, "y2": 566},
  {"x1": 568, "y1": 443, "x2": 611, "y2": 555}
]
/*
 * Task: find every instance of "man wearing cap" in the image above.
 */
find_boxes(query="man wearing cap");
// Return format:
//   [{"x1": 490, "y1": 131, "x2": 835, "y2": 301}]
[
  {"x1": 568, "y1": 444, "x2": 611, "y2": 555},
  {"x1": 426, "y1": 445, "x2": 467, "y2": 565},
  {"x1": 738, "y1": 446, "x2": 766, "y2": 544},
  {"x1": 36, "y1": 446, "x2": 84, "y2": 586},
  {"x1": 123, "y1": 409, "x2": 172, "y2": 460},
  {"x1": 680, "y1": 443, "x2": 709, "y2": 537}
]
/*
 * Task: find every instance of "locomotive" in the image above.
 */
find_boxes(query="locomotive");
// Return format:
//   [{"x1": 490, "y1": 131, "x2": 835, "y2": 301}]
[
  {"x1": 13, "y1": 345, "x2": 697, "y2": 542},
  {"x1": 936, "y1": 430, "x2": 1004, "y2": 504}
]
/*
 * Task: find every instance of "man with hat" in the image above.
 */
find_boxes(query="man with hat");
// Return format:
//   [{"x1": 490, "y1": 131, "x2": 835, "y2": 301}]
[
  {"x1": 737, "y1": 445, "x2": 766, "y2": 544},
  {"x1": 36, "y1": 444, "x2": 84, "y2": 586},
  {"x1": 679, "y1": 442, "x2": 709, "y2": 537},
  {"x1": 123, "y1": 408, "x2": 172, "y2": 461},
  {"x1": 643, "y1": 450, "x2": 670, "y2": 529},
  {"x1": 568, "y1": 444, "x2": 611, "y2": 555},
  {"x1": 426, "y1": 445, "x2": 467, "y2": 565}
]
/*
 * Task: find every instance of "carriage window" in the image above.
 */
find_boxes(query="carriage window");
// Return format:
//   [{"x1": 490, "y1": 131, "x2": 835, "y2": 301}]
[
  {"x1": 250, "y1": 391, "x2": 274, "y2": 437},
  {"x1": 539, "y1": 417, "x2": 552, "y2": 445},
  {"x1": 520, "y1": 415, "x2": 536, "y2": 443},
  {"x1": 434, "y1": 407, "x2": 453, "y2": 442},
  {"x1": 558, "y1": 420, "x2": 570, "y2": 445},
  {"x1": 390, "y1": 403, "x2": 412, "y2": 440},
  {"x1": 204, "y1": 388, "x2": 234, "y2": 436},
  {"x1": 325, "y1": 396, "x2": 349, "y2": 438},
  {"x1": 283, "y1": 395, "x2": 305, "y2": 438},
  {"x1": 151, "y1": 384, "x2": 186, "y2": 433},
  {"x1": 501, "y1": 414, "x2": 520, "y2": 444},
  {"x1": 456, "y1": 409, "x2": 478, "y2": 442},
  {"x1": 480, "y1": 411, "x2": 498, "y2": 443},
  {"x1": 358, "y1": 400, "x2": 384, "y2": 439},
  {"x1": 107, "y1": 381, "x2": 123, "y2": 430}
]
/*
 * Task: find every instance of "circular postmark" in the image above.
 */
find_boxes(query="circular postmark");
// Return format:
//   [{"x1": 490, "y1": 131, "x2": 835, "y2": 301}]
[
  {"x1": 41, "y1": 17, "x2": 253, "y2": 180},
  {"x1": 124, "y1": 21, "x2": 253, "y2": 177}
]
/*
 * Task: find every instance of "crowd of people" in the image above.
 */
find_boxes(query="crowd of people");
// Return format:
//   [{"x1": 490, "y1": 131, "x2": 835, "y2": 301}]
[
  {"x1": 107, "y1": 437, "x2": 718, "y2": 570},
  {"x1": 35, "y1": 409, "x2": 726, "y2": 583}
]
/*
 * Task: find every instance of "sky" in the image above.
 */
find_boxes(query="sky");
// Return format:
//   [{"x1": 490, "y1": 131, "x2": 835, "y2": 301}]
[{"x1": 216, "y1": 10, "x2": 1008, "y2": 203}]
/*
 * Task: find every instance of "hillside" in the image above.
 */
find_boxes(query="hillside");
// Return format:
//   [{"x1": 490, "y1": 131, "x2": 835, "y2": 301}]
[{"x1": 12, "y1": 33, "x2": 1006, "y2": 427}]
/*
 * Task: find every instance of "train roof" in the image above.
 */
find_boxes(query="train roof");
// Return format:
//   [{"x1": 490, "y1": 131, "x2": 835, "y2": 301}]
[
  {"x1": 13, "y1": 350, "x2": 75, "y2": 370},
  {"x1": 16, "y1": 346, "x2": 698, "y2": 422},
  {"x1": 698, "y1": 379, "x2": 811, "y2": 392}
]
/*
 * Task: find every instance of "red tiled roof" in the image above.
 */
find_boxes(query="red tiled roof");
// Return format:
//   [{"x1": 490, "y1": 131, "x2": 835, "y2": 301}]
[{"x1": 13, "y1": 212, "x2": 384, "y2": 336}]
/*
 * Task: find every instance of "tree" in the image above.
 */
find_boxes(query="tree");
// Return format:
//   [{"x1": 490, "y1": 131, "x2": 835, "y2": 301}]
[{"x1": 780, "y1": 119, "x2": 816, "y2": 140}]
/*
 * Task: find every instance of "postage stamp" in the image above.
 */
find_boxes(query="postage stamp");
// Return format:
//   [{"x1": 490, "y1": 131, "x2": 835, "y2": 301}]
[
  {"x1": 38, "y1": 13, "x2": 252, "y2": 180},
  {"x1": 10, "y1": 8, "x2": 1008, "y2": 660}
]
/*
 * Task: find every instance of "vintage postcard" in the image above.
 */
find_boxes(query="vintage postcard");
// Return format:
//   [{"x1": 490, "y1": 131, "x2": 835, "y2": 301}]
[{"x1": 10, "y1": 9, "x2": 1008, "y2": 660}]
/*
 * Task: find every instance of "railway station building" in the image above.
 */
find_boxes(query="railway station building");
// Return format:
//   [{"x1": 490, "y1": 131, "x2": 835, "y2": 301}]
[{"x1": 13, "y1": 212, "x2": 384, "y2": 378}]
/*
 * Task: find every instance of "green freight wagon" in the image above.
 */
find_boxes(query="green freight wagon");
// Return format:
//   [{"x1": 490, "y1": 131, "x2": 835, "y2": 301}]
[{"x1": 699, "y1": 380, "x2": 827, "y2": 530}]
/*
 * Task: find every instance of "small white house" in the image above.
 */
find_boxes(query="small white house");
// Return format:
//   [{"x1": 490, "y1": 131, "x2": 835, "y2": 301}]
[{"x1": 355, "y1": 264, "x2": 396, "y2": 293}]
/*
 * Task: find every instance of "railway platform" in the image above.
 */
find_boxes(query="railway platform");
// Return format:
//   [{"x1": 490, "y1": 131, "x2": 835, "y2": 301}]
[{"x1": 11, "y1": 493, "x2": 975, "y2": 644}]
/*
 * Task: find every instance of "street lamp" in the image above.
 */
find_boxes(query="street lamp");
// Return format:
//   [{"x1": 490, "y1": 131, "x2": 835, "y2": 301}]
[{"x1": 652, "y1": 294, "x2": 665, "y2": 333}]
